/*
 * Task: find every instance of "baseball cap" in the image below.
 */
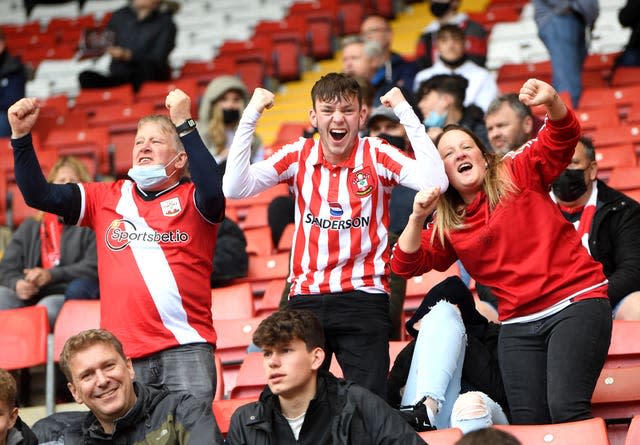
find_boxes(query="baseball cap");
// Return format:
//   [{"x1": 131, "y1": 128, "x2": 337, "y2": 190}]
[{"x1": 367, "y1": 106, "x2": 400, "y2": 128}]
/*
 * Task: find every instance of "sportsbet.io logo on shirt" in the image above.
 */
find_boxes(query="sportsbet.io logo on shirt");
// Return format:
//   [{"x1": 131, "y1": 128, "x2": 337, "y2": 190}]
[{"x1": 105, "y1": 219, "x2": 190, "y2": 251}]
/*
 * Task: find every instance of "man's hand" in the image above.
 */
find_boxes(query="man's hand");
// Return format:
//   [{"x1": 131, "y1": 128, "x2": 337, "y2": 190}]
[
  {"x1": 247, "y1": 88, "x2": 275, "y2": 114},
  {"x1": 380, "y1": 87, "x2": 406, "y2": 109},
  {"x1": 165, "y1": 89, "x2": 192, "y2": 126},
  {"x1": 411, "y1": 187, "x2": 440, "y2": 220},
  {"x1": 24, "y1": 267, "x2": 52, "y2": 288},
  {"x1": 8, "y1": 98, "x2": 40, "y2": 139},
  {"x1": 15, "y1": 279, "x2": 38, "y2": 301}
]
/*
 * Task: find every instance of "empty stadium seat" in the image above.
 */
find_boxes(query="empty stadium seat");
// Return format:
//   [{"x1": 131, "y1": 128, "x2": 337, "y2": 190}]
[
  {"x1": 229, "y1": 351, "x2": 266, "y2": 399},
  {"x1": 608, "y1": 167, "x2": 640, "y2": 192},
  {"x1": 495, "y1": 417, "x2": 610, "y2": 445},
  {"x1": 212, "y1": 398, "x2": 257, "y2": 435},
  {"x1": 625, "y1": 415, "x2": 640, "y2": 445},
  {"x1": 606, "y1": 320, "x2": 640, "y2": 368},
  {"x1": 0, "y1": 306, "x2": 49, "y2": 370},
  {"x1": 254, "y1": 279, "x2": 286, "y2": 316},
  {"x1": 591, "y1": 366, "x2": 640, "y2": 422},
  {"x1": 243, "y1": 226, "x2": 275, "y2": 256},
  {"x1": 212, "y1": 282, "x2": 255, "y2": 320}
]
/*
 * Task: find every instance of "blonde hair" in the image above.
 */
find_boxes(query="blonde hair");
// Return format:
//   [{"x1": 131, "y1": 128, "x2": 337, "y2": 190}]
[
  {"x1": 0, "y1": 369, "x2": 16, "y2": 408},
  {"x1": 59, "y1": 329, "x2": 127, "y2": 383},
  {"x1": 432, "y1": 125, "x2": 519, "y2": 246},
  {"x1": 137, "y1": 115, "x2": 184, "y2": 153},
  {"x1": 47, "y1": 156, "x2": 93, "y2": 183},
  {"x1": 208, "y1": 90, "x2": 247, "y2": 154}
]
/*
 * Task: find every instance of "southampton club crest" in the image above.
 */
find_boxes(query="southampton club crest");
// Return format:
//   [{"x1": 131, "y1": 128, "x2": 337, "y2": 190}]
[
  {"x1": 349, "y1": 167, "x2": 374, "y2": 197},
  {"x1": 160, "y1": 197, "x2": 182, "y2": 217}
]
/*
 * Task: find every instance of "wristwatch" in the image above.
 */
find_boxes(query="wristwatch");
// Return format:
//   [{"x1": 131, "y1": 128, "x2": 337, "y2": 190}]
[{"x1": 175, "y1": 118, "x2": 197, "y2": 135}]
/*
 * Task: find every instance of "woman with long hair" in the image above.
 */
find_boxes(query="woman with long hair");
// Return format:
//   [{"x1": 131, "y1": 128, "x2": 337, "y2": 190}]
[{"x1": 390, "y1": 78, "x2": 611, "y2": 425}]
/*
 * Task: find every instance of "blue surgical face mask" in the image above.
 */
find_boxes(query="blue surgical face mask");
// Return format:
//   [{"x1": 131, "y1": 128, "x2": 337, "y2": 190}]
[
  {"x1": 423, "y1": 111, "x2": 447, "y2": 129},
  {"x1": 128, "y1": 154, "x2": 180, "y2": 191}
]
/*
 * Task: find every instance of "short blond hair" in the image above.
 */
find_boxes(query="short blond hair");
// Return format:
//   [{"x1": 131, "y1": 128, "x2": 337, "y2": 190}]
[
  {"x1": 47, "y1": 155, "x2": 93, "y2": 183},
  {"x1": 59, "y1": 329, "x2": 127, "y2": 382}
]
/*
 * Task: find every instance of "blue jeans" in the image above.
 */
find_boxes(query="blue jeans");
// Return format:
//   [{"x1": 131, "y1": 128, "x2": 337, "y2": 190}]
[
  {"x1": 498, "y1": 298, "x2": 612, "y2": 424},
  {"x1": 132, "y1": 343, "x2": 216, "y2": 406},
  {"x1": 537, "y1": 11, "x2": 588, "y2": 108}
]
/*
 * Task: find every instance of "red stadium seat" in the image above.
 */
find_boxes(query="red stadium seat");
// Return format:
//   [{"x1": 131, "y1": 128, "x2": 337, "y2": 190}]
[
  {"x1": 625, "y1": 415, "x2": 640, "y2": 445},
  {"x1": 87, "y1": 102, "x2": 155, "y2": 133},
  {"x1": 611, "y1": 67, "x2": 640, "y2": 88},
  {"x1": 575, "y1": 106, "x2": 621, "y2": 132},
  {"x1": 212, "y1": 398, "x2": 257, "y2": 435},
  {"x1": 237, "y1": 204, "x2": 270, "y2": 231},
  {"x1": 226, "y1": 183, "x2": 290, "y2": 209},
  {"x1": 591, "y1": 366, "x2": 640, "y2": 422},
  {"x1": 44, "y1": 127, "x2": 111, "y2": 177},
  {"x1": 74, "y1": 85, "x2": 135, "y2": 115},
  {"x1": 0, "y1": 306, "x2": 49, "y2": 370},
  {"x1": 254, "y1": 279, "x2": 286, "y2": 316},
  {"x1": 606, "y1": 320, "x2": 640, "y2": 368},
  {"x1": 404, "y1": 263, "x2": 462, "y2": 312},
  {"x1": 229, "y1": 352, "x2": 266, "y2": 399},
  {"x1": 212, "y1": 282, "x2": 255, "y2": 320},
  {"x1": 276, "y1": 223, "x2": 295, "y2": 252},
  {"x1": 608, "y1": 167, "x2": 640, "y2": 191},
  {"x1": 135, "y1": 79, "x2": 199, "y2": 116},
  {"x1": 53, "y1": 300, "x2": 101, "y2": 360},
  {"x1": 495, "y1": 417, "x2": 610, "y2": 445},
  {"x1": 244, "y1": 226, "x2": 274, "y2": 256}
]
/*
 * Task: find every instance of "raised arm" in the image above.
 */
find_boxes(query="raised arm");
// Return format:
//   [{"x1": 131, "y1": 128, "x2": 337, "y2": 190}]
[
  {"x1": 166, "y1": 89, "x2": 224, "y2": 222},
  {"x1": 396, "y1": 187, "x2": 440, "y2": 255},
  {"x1": 223, "y1": 88, "x2": 281, "y2": 198},
  {"x1": 519, "y1": 78, "x2": 567, "y2": 121},
  {"x1": 380, "y1": 87, "x2": 448, "y2": 192},
  {"x1": 9, "y1": 98, "x2": 79, "y2": 222}
]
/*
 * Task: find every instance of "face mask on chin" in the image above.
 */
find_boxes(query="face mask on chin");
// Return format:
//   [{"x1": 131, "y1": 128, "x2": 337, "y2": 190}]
[
  {"x1": 377, "y1": 133, "x2": 406, "y2": 150},
  {"x1": 552, "y1": 168, "x2": 588, "y2": 202},
  {"x1": 128, "y1": 154, "x2": 181, "y2": 191}
]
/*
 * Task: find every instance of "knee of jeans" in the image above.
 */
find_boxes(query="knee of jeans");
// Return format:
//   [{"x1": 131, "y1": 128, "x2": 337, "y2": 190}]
[
  {"x1": 452, "y1": 392, "x2": 490, "y2": 422},
  {"x1": 426, "y1": 301, "x2": 464, "y2": 331}
]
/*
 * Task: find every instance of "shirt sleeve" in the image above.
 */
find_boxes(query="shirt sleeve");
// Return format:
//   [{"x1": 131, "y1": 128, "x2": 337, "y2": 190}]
[
  {"x1": 390, "y1": 224, "x2": 457, "y2": 277},
  {"x1": 181, "y1": 130, "x2": 225, "y2": 223},
  {"x1": 11, "y1": 134, "x2": 81, "y2": 224},
  {"x1": 223, "y1": 106, "x2": 286, "y2": 198},
  {"x1": 393, "y1": 101, "x2": 449, "y2": 192}
]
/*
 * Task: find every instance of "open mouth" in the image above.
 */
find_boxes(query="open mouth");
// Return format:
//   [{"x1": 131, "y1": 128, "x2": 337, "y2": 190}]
[
  {"x1": 138, "y1": 157, "x2": 153, "y2": 164},
  {"x1": 96, "y1": 388, "x2": 117, "y2": 399},
  {"x1": 457, "y1": 162, "x2": 472, "y2": 173},
  {"x1": 330, "y1": 130, "x2": 347, "y2": 141}
]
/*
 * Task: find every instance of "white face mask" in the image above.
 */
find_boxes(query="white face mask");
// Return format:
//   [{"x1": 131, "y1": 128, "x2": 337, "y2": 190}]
[{"x1": 128, "y1": 153, "x2": 180, "y2": 191}]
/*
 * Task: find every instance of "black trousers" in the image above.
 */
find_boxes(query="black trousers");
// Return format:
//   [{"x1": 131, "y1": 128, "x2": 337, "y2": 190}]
[{"x1": 288, "y1": 290, "x2": 390, "y2": 400}]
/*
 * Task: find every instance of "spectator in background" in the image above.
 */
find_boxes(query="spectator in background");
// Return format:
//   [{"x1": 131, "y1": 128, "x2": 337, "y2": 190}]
[
  {"x1": 0, "y1": 156, "x2": 99, "y2": 328},
  {"x1": 9, "y1": 89, "x2": 224, "y2": 407},
  {"x1": 415, "y1": 0, "x2": 488, "y2": 70},
  {"x1": 616, "y1": 0, "x2": 640, "y2": 67},
  {"x1": 210, "y1": 217, "x2": 248, "y2": 288},
  {"x1": 36, "y1": 329, "x2": 223, "y2": 443},
  {"x1": 484, "y1": 94, "x2": 535, "y2": 155},
  {"x1": 361, "y1": 15, "x2": 418, "y2": 101},
  {"x1": 413, "y1": 25, "x2": 498, "y2": 112},
  {"x1": 0, "y1": 368, "x2": 37, "y2": 445},
  {"x1": 227, "y1": 309, "x2": 426, "y2": 444},
  {"x1": 532, "y1": 0, "x2": 599, "y2": 108},
  {"x1": 550, "y1": 136, "x2": 640, "y2": 320},
  {"x1": 223, "y1": 75, "x2": 448, "y2": 400},
  {"x1": 416, "y1": 74, "x2": 488, "y2": 147},
  {"x1": 198, "y1": 75, "x2": 264, "y2": 175},
  {"x1": 0, "y1": 30, "x2": 26, "y2": 138},
  {"x1": 341, "y1": 36, "x2": 388, "y2": 105},
  {"x1": 78, "y1": 0, "x2": 176, "y2": 92}
]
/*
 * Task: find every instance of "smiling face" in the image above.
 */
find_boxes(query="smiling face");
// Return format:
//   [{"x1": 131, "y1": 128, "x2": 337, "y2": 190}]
[
  {"x1": 67, "y1": 342, "x2": 136, "y2": 434},
  {"x1": 437, "y1": 129, "x2": 488, "y2": 203},
  {"x1": 485, "y1": 102, "x2": 533, "y2": 155},
  {"x1": 262, "y1": 338, "x2": 323, "y2": 400},
  {"x1": 310, "y1": 94, "x2": 367, "y2": 165}
]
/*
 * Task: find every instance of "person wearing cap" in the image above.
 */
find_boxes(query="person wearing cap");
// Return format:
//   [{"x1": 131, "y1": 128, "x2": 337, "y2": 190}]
[
  {"x1": 198, "y1": 75, "x2": 264, "y2": 174},
  {"x1": 387, "y1": 276, "x2": 508, "y2": 432}
]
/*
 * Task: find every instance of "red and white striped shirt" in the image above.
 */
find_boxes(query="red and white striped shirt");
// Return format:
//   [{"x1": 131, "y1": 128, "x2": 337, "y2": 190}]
[{"x1": 224, "y1": 101, "x2": 448, "y2": 295}]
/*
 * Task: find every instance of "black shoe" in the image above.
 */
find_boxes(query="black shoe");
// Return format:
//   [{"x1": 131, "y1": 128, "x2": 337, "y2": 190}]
[{"x1": 398, "y1": 397, "x2": 436, "y2": 432}]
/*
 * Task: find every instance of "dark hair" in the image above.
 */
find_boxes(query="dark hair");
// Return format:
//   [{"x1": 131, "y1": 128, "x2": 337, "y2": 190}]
[
  {"x1": 580, "y1": 135, "x2": 596, "y2": 162},
  {"x1": 0, "y1": 369, "x2": 16, "y2": 408},
  {"x1": 436, "y1": 23, "x2": 465, "y2": 41},
  {"x1": 418, "y1": 74, "x2": 468, "y2": 110},
  {"x1": 253, "y1": 309, "x2": 325, "y2": 351},
  {"x1": 59, "y1": 329, "x2": 127, "y2": 382},
  {"x1": 455, "y1": 428, "x2": 522, "y2": 445},
  {"x1": 485, "y1": 93, "x2": 533, "y2": 119},
  {"x1": 311, "y1": 72, "x2": 362, "y2": 110}
]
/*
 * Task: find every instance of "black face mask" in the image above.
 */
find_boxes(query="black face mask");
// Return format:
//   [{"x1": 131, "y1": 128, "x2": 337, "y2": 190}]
[
  {"x1": 222, "y1": 108, "x2": 241, "y2": 125},
  {"x1": 377, "y1": 133, "x2": 406, "y2": 150},
  {"x1": 430, "y1": 2, "x2": 451, "y2": 18},
  {"x1": 552, "y1": 169, "x2": 588, "y2": 202}
]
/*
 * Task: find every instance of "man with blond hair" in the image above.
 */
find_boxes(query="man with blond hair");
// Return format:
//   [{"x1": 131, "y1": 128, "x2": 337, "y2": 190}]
[{"x1": 35, "y1": 329, "x2": 221, "y2": 444}]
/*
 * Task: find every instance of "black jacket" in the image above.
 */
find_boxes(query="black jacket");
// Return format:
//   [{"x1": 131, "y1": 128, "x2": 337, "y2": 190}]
[
  {"x1": 588, "y1": 180, "x2": 640, "y2": 308},
  {"x1": 33, "y1": 382, "x2": 222, "y2": 444},
  {"x1": 6, "y1": 416, "x2": 38, "y2": 445},
  {"x1": 227, "y1": 371, "x2": 426, "y2": 445},
  {"x1": 211, "y1": 217, "x2": 248, "y2": 287}
]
